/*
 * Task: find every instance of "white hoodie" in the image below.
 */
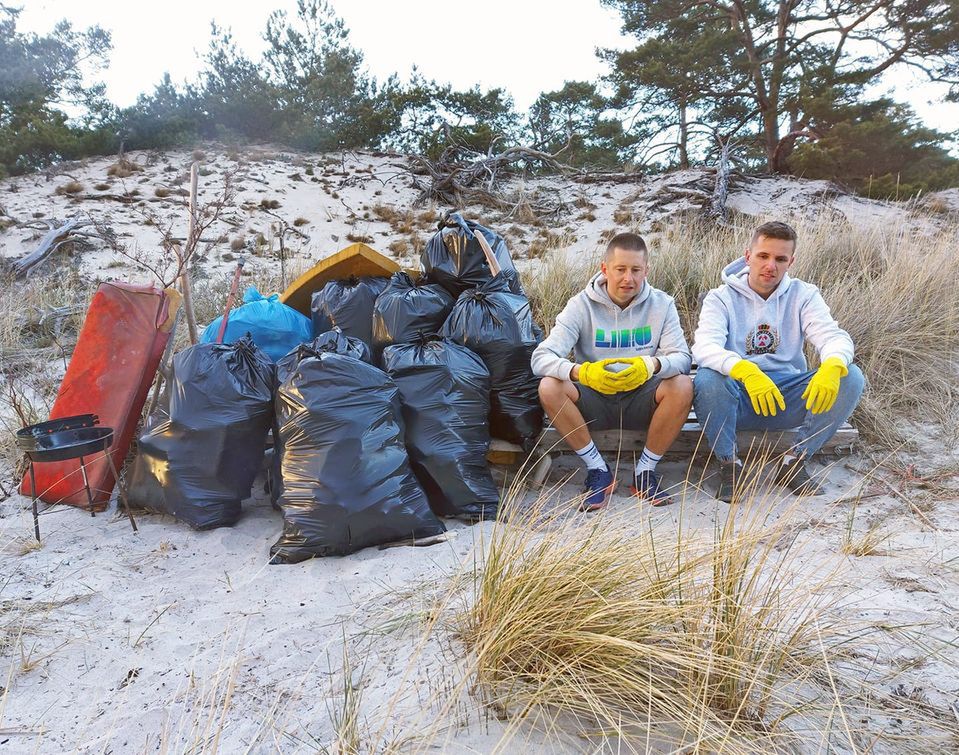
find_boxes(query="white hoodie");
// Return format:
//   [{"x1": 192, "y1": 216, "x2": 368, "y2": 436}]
[
  {"x1": 692, "y1": 258, "x2": 854, "y2": 375},
  {"x1": 531, "y1": 273, "x2": 691, "y2": 380}
]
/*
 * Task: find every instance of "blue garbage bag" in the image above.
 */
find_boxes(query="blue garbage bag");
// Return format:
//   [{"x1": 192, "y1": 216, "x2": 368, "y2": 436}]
[{"x1": 201, "y1": 287, "x2": 311, "y2": 362}]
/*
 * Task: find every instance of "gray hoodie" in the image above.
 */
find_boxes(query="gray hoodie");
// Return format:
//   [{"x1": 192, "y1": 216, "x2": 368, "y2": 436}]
[
  {"x1": 692, "y1": 258, "x2": 854, "y2": 375},
  {"x1": 531, "y1": 273, "x2": 691, "y2": 380}
]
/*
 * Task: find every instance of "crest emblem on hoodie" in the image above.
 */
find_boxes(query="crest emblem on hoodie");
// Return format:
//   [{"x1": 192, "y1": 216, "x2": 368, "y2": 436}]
[{"x1": 746, "y1": 323, "x2": 780, "y2": 355}]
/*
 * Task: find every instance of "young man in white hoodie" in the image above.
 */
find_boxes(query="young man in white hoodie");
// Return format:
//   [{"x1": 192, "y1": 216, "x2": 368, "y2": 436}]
[
  {"x1": 692, "y1": 221, "x2": 865, "y2": 502},
  {"x1": 531, "y1": 233, "x2": 693, "y2": 510}
]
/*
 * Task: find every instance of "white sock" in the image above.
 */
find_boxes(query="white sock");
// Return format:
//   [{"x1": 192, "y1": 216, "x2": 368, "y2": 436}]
[
  {"x1": 635, "y1": 447, "x2": 663, "y2": 475},
  {"x1": 575, "y1": 441, "x2": 607, "y2": 471}
]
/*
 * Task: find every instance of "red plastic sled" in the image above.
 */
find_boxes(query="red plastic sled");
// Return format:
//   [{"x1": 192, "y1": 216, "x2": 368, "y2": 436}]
[{"x1": 21, "y1": 282, "x2": 177, "y2": 508}]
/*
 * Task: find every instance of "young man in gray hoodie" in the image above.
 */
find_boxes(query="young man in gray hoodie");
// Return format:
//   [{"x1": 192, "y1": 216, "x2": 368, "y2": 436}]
[
  {"x1": 692, "y1": 221, "x2": 865, "y2": 502},
  {"x1": 531, "y1": 233, "x2": 693, "y2": 510}
]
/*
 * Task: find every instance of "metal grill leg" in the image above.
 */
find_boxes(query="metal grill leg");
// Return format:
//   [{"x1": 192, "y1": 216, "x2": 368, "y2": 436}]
[
  {"x1": 29, "y1": 463, "x2": 40, "y2": 543},
  {"x1": 78, "y1": 456, "x2": 96, "y2": 517},
  {"x1": 105, "y1": 452, "x2": 138, "y2": 533}
]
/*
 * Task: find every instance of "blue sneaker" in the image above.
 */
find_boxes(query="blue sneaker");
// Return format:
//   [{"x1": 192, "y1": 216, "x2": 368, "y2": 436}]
[
  {"x1": 632, "y1": 470, "x2": 673, "y2": 507},
  {"x1": 581, "y1": 467, "x2": 615, "y2": 512}
]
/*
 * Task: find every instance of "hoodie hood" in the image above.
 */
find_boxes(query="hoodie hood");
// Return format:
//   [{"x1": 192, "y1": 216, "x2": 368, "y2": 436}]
[
  {"x1": 721, "y1": 257, "x2": 794, "y2": 301},
  {"x1": 585, "y1": 272, "x2": 652, "y2": 312}
]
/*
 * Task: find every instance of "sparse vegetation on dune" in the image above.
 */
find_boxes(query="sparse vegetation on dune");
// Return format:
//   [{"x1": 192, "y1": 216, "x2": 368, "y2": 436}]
[{"x1": 450, "y1": 471, "x2": 959, "y2": 752}]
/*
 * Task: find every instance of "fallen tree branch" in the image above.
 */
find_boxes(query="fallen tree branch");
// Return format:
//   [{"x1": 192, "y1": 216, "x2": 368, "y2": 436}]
[
  {"x1": 13, "y1": 217, "x2": 92, "y2": 278},
  {"x1": 409, "y1": 145, "x2": 574, "y2": 216}
]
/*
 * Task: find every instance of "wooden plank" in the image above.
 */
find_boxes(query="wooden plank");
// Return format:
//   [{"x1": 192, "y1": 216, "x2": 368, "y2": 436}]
[
  {"x1": 280, "y1": 242, "x2": 401, "y2": 315},
  {"x1": 488, "y1": 424, "x2": 858, "y2": 464}
]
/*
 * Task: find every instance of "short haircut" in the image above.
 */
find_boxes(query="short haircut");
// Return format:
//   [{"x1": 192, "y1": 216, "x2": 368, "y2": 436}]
[
  {"x1": 751, "y1": 221, "x2": 797, "y2": 251},
  {"x1": 605, "y1": 232, "x2": 648, "y2": 261}
]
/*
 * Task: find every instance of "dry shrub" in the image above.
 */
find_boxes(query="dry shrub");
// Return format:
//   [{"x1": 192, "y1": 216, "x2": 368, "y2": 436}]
[
  {"x1": 55, "y1": 180, "x2": 84, "y2": 195},
  {"x1": 612, "y1": 207, "x2": 634, "y2": 224},
  {"x1": 191, "y1": 149, "x2": 206, "y2": 162},
  {"x1": 372, "y1": 204, "x2": 415, "y2": 234},
  {"x1": 526, "y1": 229, "x2": 576, "y2": 260},
  {"x1": 106, "y1": 158, "x2": 141, "y2": 178},
  {"x1": 292, "y1": 217, "x2": 310, "y2": 227},
  {"x1": 229, "y1": 237, "x2": 245, "y2": 251},
  {"x1": 259, "y1": 198, "x2": 281, "y2": 210},
  {"x1": 456, "y1": 482, "x2": 959, "y2": 751},
  {"x1": 416, "y1": 207, "x2": 440, "y2": 231},
  {"x1": 0, "y1": 271, "x2": 91, "y2": 470},
  {"x1": 154, "y1": 186, "x2": 172, "y2": 198},
  {"x1": 346, "y1": 232, "x2": 373, "y2": 244},
  {"x1": 388, "y1": 238, "x2": 410, "y2": 255},
  {"x1": 520, "y1": 247, "x2": 595, "y2": 334},
  {"x1": 93, "y1": 182, "x2": 110, "y2": 191}
]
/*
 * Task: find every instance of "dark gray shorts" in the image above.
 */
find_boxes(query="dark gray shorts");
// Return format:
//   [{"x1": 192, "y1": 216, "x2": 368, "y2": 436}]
[{"x1": 576, "y1": 377, "x2": 662, "y2": 432}]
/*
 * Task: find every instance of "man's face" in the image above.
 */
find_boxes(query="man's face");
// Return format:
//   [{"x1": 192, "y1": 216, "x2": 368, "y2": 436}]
[
  {"x1": 745, "y1": 235, "x2": 795, "y2": 298},
  {"x1": 601, "y1": 247, "x2": 648, "y2": 307}
]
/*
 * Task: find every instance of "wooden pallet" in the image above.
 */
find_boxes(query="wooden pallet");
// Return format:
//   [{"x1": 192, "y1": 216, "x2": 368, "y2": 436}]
[{"x1": 487, "y1": 416, "x2": 858, "y2": 487}]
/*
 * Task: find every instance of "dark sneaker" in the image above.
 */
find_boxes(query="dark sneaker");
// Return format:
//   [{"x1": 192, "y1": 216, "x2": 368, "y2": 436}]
[
  {"x1": 581, "y1": 467, "x2": 615, "y2": 512},
  {"x1": 714, "y1": 461, "x2": 741, "y2": 504},
  {"x1": 632, "y1": 470, "x2": 673, "y2": 507},
  {"x1": 773, "y1": 460, "x2": 823, "y2": 496}
]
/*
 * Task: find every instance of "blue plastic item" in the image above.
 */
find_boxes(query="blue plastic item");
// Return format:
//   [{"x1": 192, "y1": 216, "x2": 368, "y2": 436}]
[{"x1": 201, "y1": 287, "x2": 311, "y2": 362}]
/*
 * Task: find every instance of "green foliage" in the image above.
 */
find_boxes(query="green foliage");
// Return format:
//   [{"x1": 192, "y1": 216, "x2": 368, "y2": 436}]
[
  {"x1": 0, "y1": 4, "x2": 116, "y2": 175},
  {"x1": 386, "y1": 73, "x2": 520, "y2": 157},
  {"x1": 527, "y1": 81, "x2": 632, "y2": 169},
  {"x1": 602, "y1": 0, "x2": 959, "y2": 173},
  {"x1": 789, "y1": 100, "x2": 959, "y2": 198}
]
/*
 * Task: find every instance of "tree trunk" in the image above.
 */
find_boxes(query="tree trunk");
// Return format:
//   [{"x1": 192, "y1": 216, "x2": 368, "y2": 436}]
[
  {"x1": 763, "y1": 106, "x2": 781, "y2": 173},
  {"x1": 678, "y1": 102, "x2": 690, "y2": 169}
]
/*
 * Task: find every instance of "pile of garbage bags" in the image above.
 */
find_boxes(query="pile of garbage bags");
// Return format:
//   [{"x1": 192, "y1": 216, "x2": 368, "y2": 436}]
[{"x1": 129, "y1": 212, "x2": 542, "y2": 560}]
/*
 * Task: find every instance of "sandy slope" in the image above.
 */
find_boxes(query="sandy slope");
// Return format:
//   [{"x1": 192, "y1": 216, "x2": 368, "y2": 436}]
[{"x1": 1, "y1": 147, "x2": 958, "y2": 752}]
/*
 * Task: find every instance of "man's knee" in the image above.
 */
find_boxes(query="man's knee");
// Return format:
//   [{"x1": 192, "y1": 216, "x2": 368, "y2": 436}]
[
  {"x1": 657, "y1": 374, "x2": 693, "y2": 406},
  {"x1": 693, "y1": 367, "x2": 736, "y2": 401},
  {"x1": 841, "y1": 363, "x2": 865, "y2": 403},
  {"x1": 538, "y1": 376, "x2": 577, "y2": 408}
]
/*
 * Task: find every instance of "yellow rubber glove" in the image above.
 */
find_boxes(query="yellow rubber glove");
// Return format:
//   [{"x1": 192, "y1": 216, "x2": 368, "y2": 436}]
[
  {"x1": 607, "y1": 356, "x2": 657, "y2": 391},
  {"x1": 578, "y1": 358, "x2": 633, "y2": 395},
  {"x1": 801, "y1": 356, "x2": 848, "y2": 414},
  {"x1": 730, "y1": 360, "x2": 786, "y2": 417}
]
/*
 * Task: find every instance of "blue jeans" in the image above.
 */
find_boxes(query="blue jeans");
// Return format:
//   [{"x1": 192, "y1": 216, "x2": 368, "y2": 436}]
[{"x1": 693, "y1": 365, "x2": 865, "y2": 462}]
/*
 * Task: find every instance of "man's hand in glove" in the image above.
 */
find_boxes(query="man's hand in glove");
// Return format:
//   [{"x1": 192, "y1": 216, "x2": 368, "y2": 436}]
[
  {"x1": 730, "y1": 360, "x2": 786, "y2": 417},
  {"x1": 577, "y1": 358, "x2": 635, "y2": 395},
  {"x1": 606, "y1": 356, "x2": 658, "y2": 391},
  {"x1": 801, "y1": 356, "x2": 848, "y2": 414}
]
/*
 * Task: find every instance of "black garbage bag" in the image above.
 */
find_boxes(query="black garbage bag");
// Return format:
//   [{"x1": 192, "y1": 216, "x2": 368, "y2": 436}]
[
  {"x1": 271, "y1": 344, "x2": 445, "y2": 563},
  {"x1": 311, "y1": 276, "x2": 388, "y2": 349},
  {"x1": 442, "y1": 272, "x2": 544, "y2": 445},
  {"x1": 308, "y1": 327, "x2": 372, "y2": 365},
  {"x1": 269, "y1": 329, "x2": 373, "y2": 505},
  {"x1": 372, "y1": 272, "x2": 454, "y2": 358},
  {"x1": 127, "y1": 336, "x2": 275, "y2": 529},
  {"x1": 382, "y1": 336, "x2": 499, "y2": 520},
  {"x1": 421, "y1": 212, "x2": 522, "y2": 298}
]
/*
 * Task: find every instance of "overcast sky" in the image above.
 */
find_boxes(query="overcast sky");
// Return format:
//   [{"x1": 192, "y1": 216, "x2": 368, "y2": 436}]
[{"x1": 14, "y1": 0, "x2": 959, "y2": 134}]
